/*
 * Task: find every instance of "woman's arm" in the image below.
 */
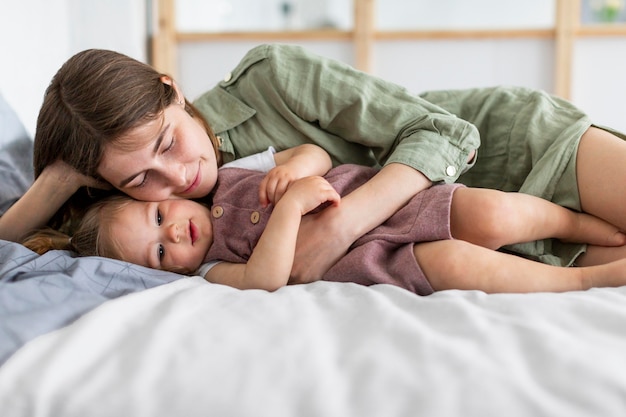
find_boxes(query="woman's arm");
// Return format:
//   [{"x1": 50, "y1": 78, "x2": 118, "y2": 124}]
[
  {"x1": 204, "y1": 176, "x2": 340, "y2": 291},
  {"x1": 290, "y1": 162, "x2": 431, "y2": 284},
  {"x1": 0, "y1": 160, "x2": 96, "y2": 242}
]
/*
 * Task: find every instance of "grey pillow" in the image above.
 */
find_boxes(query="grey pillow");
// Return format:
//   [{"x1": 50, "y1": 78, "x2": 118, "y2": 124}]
[
  {"x1": 0, "y1": 94, "x2": 186, "y2": 367},
  {"x1": 0, "y1": 93, "x2": 34, "y2": 215}
]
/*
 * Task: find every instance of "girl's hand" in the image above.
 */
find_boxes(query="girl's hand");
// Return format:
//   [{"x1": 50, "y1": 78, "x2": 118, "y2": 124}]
[
  {"x1": 259, "y1": 165, "x2": 302, "y2": 207},
  {"x1": 261, "y1": 144, "x2": 334, "y2": 206},
  {"x1": 280, "y1": 176, "x2": 340, "y2": 215}
]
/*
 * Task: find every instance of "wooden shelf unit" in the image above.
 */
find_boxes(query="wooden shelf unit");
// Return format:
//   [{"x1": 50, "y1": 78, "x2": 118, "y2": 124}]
[{"x1": 151, "y1": 0, "x2": 624, "y2": 100}]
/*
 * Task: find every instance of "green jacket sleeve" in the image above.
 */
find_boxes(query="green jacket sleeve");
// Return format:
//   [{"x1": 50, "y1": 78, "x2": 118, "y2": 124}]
[{"x1": 195, "y1": 44, "x2": 480, "y2": 183}]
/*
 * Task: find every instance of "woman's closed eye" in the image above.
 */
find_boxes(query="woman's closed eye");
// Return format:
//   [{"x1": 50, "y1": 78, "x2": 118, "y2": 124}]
[
  {"x1": 131, "y1": 138, "x2": 174, "y2": 189},
  {"x1": 133, "y1": 173, "x2": 149, "y2": 189},
  {"x1": 163, "y1": 137, "x2": 175, "y2": 153}
]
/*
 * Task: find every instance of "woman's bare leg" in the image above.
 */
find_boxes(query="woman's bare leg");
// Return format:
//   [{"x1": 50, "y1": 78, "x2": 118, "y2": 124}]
[
  {"x1": 573, "y1": 127, "x2": 626, "y2": 265},
  {"x1": 450, "y1": 187, "x2": 625, "y2": 250},
  {"x1": 414, "y1": 240, "x2": 626, "y2": 293},
  {"x1": 577, "y1": 127, "x2": 626, "y2": 229}
]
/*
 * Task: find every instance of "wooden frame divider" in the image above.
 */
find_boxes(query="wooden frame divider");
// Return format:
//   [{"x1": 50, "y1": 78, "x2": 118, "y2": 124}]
[{"x1": 151, "y1": 0, "x2": 626, "y2": 99}]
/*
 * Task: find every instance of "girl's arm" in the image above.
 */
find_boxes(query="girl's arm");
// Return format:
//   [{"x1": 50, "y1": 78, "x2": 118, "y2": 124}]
[
  {"x1": 0, "y1": 160, "x2": 103, "y2": 242},
  {"x1": 204, "y1": 175, "x2": 340, "y2": 291}
]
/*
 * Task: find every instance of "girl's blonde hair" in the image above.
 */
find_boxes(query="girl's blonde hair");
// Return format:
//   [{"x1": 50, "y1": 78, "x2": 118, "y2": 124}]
[
  {"x1": 23, "y1": 195, "x2": 133, "y2": 259},
  {"x1": 23, "y1": 195, "x2": 195, "y2": 275}
]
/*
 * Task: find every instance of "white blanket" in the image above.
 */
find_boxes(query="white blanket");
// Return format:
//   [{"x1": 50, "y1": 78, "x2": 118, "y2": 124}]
[{"x1": 2, "y1": 277, "x2": 626, "y2": 417}]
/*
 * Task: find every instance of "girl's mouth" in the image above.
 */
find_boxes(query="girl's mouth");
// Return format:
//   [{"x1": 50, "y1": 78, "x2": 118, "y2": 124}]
[{"x1": 189, "y1": 221, "x2": 198, "y2": 244}]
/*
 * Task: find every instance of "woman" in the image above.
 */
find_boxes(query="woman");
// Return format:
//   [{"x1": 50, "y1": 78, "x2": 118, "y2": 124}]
[{"x1": 2, "y1": 44, "x2": 625, "y2": 282}]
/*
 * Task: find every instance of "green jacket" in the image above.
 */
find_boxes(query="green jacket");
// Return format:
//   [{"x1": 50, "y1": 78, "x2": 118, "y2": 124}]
[
  {"x1": 194, "y1": 43, "x2": 478, "y2": 184},
  {"x1": 194, "y1": 43, "x2": 608, "y2": 266}
]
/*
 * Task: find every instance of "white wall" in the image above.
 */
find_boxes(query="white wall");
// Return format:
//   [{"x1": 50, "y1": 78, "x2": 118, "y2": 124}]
[
  {"x1": 376, "y1": 0, "x2": 554, "y2": 30},
  {"x1": 0, "y1": 0, "x2": 147, "y2": 136},
  {"x1": 176, "y1": 37, "x2": 555, "y2": 103},
  {"x1": 572, "y1": 36, "x2": 626, "y2": 130},
  {"x1": 373, "y1": 39, "x2": 555, "y2": 94},
  {"x1": 3, "y1": 0, "x2": 626, "y2": 136},
  {"x1": 176, "y1": 0, "x2": 353, "y2": 32},
  {"x1": 177, "y1": 40, "x2": 355, "y2": 102},
  {"x1": 373, "y1": 37, "x2": 626, "y2": 132}
]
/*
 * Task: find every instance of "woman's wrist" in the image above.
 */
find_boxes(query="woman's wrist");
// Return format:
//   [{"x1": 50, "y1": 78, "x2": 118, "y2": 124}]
[
  {"x1": 41, "y1": 163, "x2": 74, "y2": 189},
  {"x1": 338, "y1": 163, "x2": 432, "y2": 238},
  {"x1": 40, "y1": 160, "x2": 92, "y2": 195}
]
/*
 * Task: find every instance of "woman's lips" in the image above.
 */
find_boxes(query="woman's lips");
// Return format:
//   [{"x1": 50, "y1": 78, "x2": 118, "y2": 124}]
[{"x1": 183, "y1": 163, "x2": 201, "y2": 195}]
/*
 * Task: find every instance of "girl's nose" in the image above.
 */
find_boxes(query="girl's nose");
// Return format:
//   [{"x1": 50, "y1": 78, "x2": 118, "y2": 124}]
[{"x1": 167, "y1": 223, "x2": 180, "y2": 243}]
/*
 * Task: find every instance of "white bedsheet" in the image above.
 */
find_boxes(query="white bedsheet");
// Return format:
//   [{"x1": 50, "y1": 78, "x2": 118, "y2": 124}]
[{"x1": 2, "y1": 277, "x2": 626, "y2": 417}]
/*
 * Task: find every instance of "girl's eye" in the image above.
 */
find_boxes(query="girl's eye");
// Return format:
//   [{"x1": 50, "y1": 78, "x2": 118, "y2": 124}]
[
  {"x1": 158, "y1": 244, "x2": 165, "y2": 261},
  {"x1": 156, "y1": 209, "x2": 162, "y2": 226}
]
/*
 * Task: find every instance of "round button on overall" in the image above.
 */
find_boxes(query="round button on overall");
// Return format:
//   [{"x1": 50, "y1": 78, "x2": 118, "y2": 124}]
[
  {"x1": 212, "y1": 206, "x2": 224, "y2": 218},
  {"x1": 250, "y1": 211, "x2": 260, "y2": 224},
  {"x1": 223, "y1": 72, "x2": 232, "y2": 82}
]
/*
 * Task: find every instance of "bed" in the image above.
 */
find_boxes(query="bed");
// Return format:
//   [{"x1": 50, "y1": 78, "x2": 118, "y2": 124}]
[{"x1": 2, "y1": 93, "x2": 626, "y2": 417}]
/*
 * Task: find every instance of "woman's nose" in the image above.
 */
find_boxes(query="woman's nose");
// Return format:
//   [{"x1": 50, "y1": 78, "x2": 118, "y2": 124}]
[
  {"x1": 165, "y1": 163, "x2": 186, "y2": 187},
  {"x1": 167, "y1": 223, "x2": 180, "y2": 243}
]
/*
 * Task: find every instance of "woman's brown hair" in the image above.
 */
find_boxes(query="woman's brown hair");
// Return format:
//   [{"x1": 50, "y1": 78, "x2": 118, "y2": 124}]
[{"x1": 33, "y1": 49, "x2": 220, "y2": 231}]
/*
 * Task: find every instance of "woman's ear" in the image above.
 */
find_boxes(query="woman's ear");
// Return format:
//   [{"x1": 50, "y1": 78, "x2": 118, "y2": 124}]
[{"x1": 160, "y1": 75, "x2": 185, "y2": 105}]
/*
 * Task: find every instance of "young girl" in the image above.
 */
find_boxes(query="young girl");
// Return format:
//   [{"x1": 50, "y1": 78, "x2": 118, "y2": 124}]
[
  {"x1": 7, "y1": 45, "x2": 626, "y2": 283},
  {"x1": 25, "y1": 145, "x2": 626, "y2": 295}
]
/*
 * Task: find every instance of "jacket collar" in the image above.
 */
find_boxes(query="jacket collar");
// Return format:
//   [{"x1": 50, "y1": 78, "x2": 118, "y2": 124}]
[{"x1": 193, "y1": 87, "x2": 256, "y2": 134}]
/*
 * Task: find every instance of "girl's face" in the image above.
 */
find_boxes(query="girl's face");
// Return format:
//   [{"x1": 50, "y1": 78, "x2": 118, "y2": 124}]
[
  {"x1": 98, "y1": 102, "x2": 218, "y2": 201},
  {"x1": 108, "y1": 198, "x2": 213, "y2": 273}
]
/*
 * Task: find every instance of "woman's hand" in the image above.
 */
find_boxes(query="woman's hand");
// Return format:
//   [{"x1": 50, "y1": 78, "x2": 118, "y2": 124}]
[
  {"x1": 0, "y1": 160, "x2": 111, "y2": 242},
  {"x1": 290, "y1": 203, "x2": 351, "y2": 284}
]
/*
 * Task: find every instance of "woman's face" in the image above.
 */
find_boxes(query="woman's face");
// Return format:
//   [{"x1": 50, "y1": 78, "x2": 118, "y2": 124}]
[{"x1": 98, "y1": 102, "x2": 218, "y2": 201}]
